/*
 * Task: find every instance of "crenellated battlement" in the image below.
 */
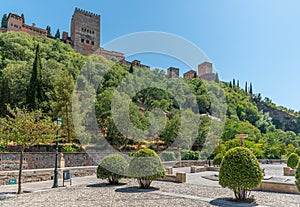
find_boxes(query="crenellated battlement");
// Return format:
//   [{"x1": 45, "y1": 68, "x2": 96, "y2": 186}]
[{"x1": 74, "y1": 7, "x2": 100, "y2": 18}]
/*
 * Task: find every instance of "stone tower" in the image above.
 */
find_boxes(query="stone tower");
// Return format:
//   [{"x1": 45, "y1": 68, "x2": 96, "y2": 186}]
[
  {"x1": 71, "y1": 8, "x2": 100, "y2": 55},
  {"x1": 198, "y1": 61, "x2": 213, "y2": 77}
]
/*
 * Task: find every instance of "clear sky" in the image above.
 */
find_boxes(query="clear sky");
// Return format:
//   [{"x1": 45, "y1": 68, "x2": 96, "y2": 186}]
[{"x1": 1, "y1": 0, "x2": 300, "y2": 111}]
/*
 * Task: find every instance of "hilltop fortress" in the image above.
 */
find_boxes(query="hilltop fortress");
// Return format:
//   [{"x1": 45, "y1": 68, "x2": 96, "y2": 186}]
[{"x1": 0, "y1": 8, "x2": 217, "y2": 81}]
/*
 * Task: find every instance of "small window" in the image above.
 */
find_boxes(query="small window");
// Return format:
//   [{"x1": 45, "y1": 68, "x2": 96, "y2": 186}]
[
  {"x1": 91, "y1": 41, "x2": 94, "y2": 45},
  {"x1": 81, "y1": 38, "x2": 84, "y2": 43},
  {"x1": 11, "y1": 23, "x2": 13, "y2": 26},
  {"x1": 86, "y1": 40, "x2": 89, "y2": 44}
]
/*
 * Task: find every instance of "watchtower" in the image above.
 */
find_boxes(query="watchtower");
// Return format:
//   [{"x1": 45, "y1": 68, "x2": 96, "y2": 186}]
[{"x1": 71, "y1": 8, "x2": 100, "y2": 55}]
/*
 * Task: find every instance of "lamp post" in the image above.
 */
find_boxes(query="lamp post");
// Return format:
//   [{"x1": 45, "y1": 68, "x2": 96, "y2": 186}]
[{"x1": 53, "y1": 117, "x2": 62, "y2": 188}]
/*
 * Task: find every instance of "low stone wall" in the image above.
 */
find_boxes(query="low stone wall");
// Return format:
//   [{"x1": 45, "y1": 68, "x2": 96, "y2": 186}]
[
  {"x1": 257, "y1": 181, "x2": 299, "y2": 194},
  {"x1": 191, "y1": 166, "x2": 219, "y2": 173},
  {"x1": 0, "y1": 152, "x2": 113, "y2": 171},
  {"x1": 0, "y1": 166, "x2": 97, "y2": 186},
  {"x1": 163, "y1": 160, "x2": 206, "y2": 168},
  {"x1": 283, "y1": 167, "x2": 296, "y2": 176},
  {"x1": 157, "y1": 172, "x2": 186, "y2": 183}
]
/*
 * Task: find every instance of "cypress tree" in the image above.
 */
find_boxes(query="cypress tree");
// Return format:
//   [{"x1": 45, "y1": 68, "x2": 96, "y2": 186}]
[
  {"x1": 129, "y1": 63, "x2": 134, "y2": 73},
  {"x1": 229, "y1": 81, "x2": 232, "y2": 88},
  {"x1": 193, "y1": 71, "x2": 197, "y2": 78},
  {"x1": 245, "y1": 81, "x2": 248, "y2": 93},
  {"x1": 21, "y1": 13, "x2": 25, "y2": 23},
  {"x1": 0, "y1": 77, "x2": 10, "y2": 116},
  {"x1": 46, "y1": 25, "x2": 52, "y2": 36},
  {"x1": 26, "y1": 44, "x2": 43, "y2": 110},
  {"x1": 249, "y1": 82, "x2": 253, "y2": 95},
  {"x1": 1, "y1": 14, "x2": 8, "y2": 28},
  {"x1": 233, "y1": 79, "x2": 236, "y2": 86},
  {"x1": 55, "y1": 29, "x2": 60, "y2": 39},
  {"x1": 215, "y1": 73, "x2": 219, "y2": 83},
  {"x1": 237, "y1": 80, "x2": 240, "y2": 88}
]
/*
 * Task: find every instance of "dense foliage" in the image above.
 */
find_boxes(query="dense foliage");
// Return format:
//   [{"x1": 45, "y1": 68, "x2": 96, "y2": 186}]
[
  {"x1": 1, "y1": 31, "x2": 300, "y2": 159},
  {"x1": 287, "y1": 153, "x2": 299, "y2": 168},
  {"x1": 97, "y1": 154, "x2": 128, "y2": 184},
  {"x1": 219, "y1": 147, "x2": 263, "y2": 201},
  {"x1": 296, "y1": 161, "x2": 300, "y2": 192},
  {"x1": 161, "y1": 151, "x2": 177, "y2": 161},
  {"x1": 128, "y1": 149, "x2": 165, "y2": 188}
]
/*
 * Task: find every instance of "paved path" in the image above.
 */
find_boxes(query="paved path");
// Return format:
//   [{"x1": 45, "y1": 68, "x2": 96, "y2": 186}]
[{"x1": 1, "y1": 169, "x2": 300, "y2": 207}]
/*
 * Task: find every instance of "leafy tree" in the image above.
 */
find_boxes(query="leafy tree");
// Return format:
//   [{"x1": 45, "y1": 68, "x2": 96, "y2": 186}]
[
  {"x1": 0, "y1": 106, "x2": 57, "y2": 194},
  {"x1": 287, "y1": 153, "x2": 299, "y2": 168},
  {"x1": 26, "y1": 44, "x2": 43, "y2": 110},
  {"x1": 1, "y1": 14, "x2": 8, "y2": 28},
  {"x1": 0, "y1": 77, "x2": 10, "y2": 116},
  {"x1": 46, "y1": 25, "x2": 52, "y2": 36},
  {"x1": 128, "y1": 149, "x2": 165, "y2": 188},
  {"x1": 50, "y1": 70, "x2": 75, "y2": 142},
  {"x1": 55, "y1": 29, "x2": 60, "y2": 39},
  {"x1": 219, "y1": 147, "x2": 263, "y2": 201},
  {"x1": 97, "y1": 154, "x2": 128, "y2": 184},
  {"x1": 213, "y1": 153, "x2": 223, "y2": 166}
]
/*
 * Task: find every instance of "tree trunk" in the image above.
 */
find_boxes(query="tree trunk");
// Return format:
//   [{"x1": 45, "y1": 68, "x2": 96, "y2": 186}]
[{"x1": 17, "y1": 147, "x2": 24, "y2": 194}]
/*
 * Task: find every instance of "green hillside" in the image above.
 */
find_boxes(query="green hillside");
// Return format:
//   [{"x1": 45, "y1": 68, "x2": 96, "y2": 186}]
[{"x1": 0, "y1": 31, "x2": 299, "y2": 159}]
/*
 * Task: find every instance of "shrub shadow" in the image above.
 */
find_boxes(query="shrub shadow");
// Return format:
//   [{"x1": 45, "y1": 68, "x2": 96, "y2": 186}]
[
  {"x1": 115, "y1": 186, "x2": 159, "y2": 193},
  {"x1": 86, "y1": 182, "x2": 127, "y2": 188},
  {"x1": 210, "y1": 198, "x2": 258, "y2": 207}
]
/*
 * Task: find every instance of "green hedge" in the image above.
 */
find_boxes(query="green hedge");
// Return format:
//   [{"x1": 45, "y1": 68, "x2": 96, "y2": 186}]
[
  {"x1": 296, "y1": 161, "x2": 300, "y2": 192},
  {"x1": 181, "y1": 150, "x2": 200, "y2": 160},
  {"x1": 161, "y1": 151, "x2": 177, "y2": 161}
]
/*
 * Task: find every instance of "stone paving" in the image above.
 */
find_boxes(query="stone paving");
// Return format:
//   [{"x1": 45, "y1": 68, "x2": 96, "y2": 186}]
[{"x1": 0, "y1": 165, "x2": 299, "y2": 207}]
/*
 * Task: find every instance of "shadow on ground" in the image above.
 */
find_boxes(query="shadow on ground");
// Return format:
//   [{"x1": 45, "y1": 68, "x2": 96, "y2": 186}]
[
  {"x1": 115, "y1": 186, "x2": 159, "y2": 193},
  {"x1": 86, "y1": 182, "x2": 127, "y2": 188},
  {"x1": 210, "y1": 198, "x2": 258, "y2": 207}
]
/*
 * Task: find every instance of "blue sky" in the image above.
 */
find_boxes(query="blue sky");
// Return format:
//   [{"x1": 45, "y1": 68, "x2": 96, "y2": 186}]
[{"x1": 1, "y1": 0, "x2": 300, "y2": 111}]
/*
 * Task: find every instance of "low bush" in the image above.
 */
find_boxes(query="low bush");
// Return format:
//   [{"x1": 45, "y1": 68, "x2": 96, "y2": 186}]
[
  {"x1": 97, "y1": 154, "x2": 128, "y2": 184},
  {"x1": 128, "y1": 149, "x2": 165, "y2": 189},
  {"x1": 213, "y1": 153, "x2": 223, "y2": 166},
  {"x1": 296, "y1": 161, "x2": 300, "y2": 192},
  {"x1": 287, "y1": 153, "x2": 299, "y2": 168},
  {"x1": 161, "y1": 151, "x2": 177, "y2": 161},
  {"x1": 219, "y1": 147, "x2": 263, "y2": 201},
  {"x1": 181, "y1": 150, "x2": 200, "y2": 160}
]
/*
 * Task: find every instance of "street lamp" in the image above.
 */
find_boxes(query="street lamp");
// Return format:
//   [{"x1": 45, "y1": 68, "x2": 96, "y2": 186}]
[{"x1": 53, "y1": 117, "x2": 62, "y2": 188}]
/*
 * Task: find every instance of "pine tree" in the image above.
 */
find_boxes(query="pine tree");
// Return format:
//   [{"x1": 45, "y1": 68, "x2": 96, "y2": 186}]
[
  {"x1": 249, "y1": 82, "x2": 253, "y2": 95},
  {"x1": 26, "y1": 44, "x2": 43, "y2": 110},
  {"x1": 46, "y1": 25, "x2": 52, "y2": 36},
  {"x1": 21, "y1": 13, "x2": 25, "y2": 23},
  {"x1": 1, "y1": 14, "x2": 8, "y2": 28},
  {"x1": 245, "y1": 81, "x2": 248, "y2": 93},
  {"x1": 55, "y1": 29, "x2": 60, "y2": 39},
  {"x1": 129, "y1": 63, "x2": 134, "y2": 73}
]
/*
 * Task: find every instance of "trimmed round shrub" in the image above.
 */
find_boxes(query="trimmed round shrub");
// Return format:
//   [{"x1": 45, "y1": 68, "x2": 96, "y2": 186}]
[
  {"x1": 128, "y1": 149, "x2": 166, "y2": 189},
  {"x1": 213, "y1": 153, "x2": 223, "y2": 166},
  {"x1": 97, "y1": 154, "x2": 128, "y2": 185},
  {"x1": 296, "y1": 161, "x2": 300, "y2": 192},
  {"x1": 161, "y1": 151, "x2": 176, "y2": 161},
  {"x1": 219, "y1": 147, "x2": 263, "y2": 201},
  {"x1": 287, "y1": 153, "x2": 299, "y2": 168}
]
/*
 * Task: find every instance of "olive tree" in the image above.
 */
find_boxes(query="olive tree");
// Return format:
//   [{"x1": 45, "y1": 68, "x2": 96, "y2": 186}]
[
  {"x1": 0, "y1": 106, "x2": 57, "y2": 194},
  {"x1": 219, "y1": 147, "x2": 263, "y2": 201}
]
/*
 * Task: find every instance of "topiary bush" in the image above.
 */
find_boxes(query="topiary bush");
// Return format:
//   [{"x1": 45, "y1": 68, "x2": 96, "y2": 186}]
[
  {"x1": 128, "y1": 149, "x2": 166, "y2": 189},
  {"x1": 213, "y1": 153, "x2": 223, "y2": 166},
  {"x1": 287, "y1": 153, "x2": 299, "y2": 168},
  {"x1": 161, "y1": 151, "x2": 177, "y2": 161},
  {"x1": 296, "y1": 161, "x2": 300, "y2": 192},
  {"x1": 219, "y1": 147, "x2": 263, "y2": 201},
  {"x1": 97, "y1": 154, "x2": 128, "y2": 185}
]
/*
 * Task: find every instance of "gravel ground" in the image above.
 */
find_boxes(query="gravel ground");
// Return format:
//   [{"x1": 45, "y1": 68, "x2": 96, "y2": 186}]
[{"x1": 1, "y1": 178, "x2": 300, "y2": 207}]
